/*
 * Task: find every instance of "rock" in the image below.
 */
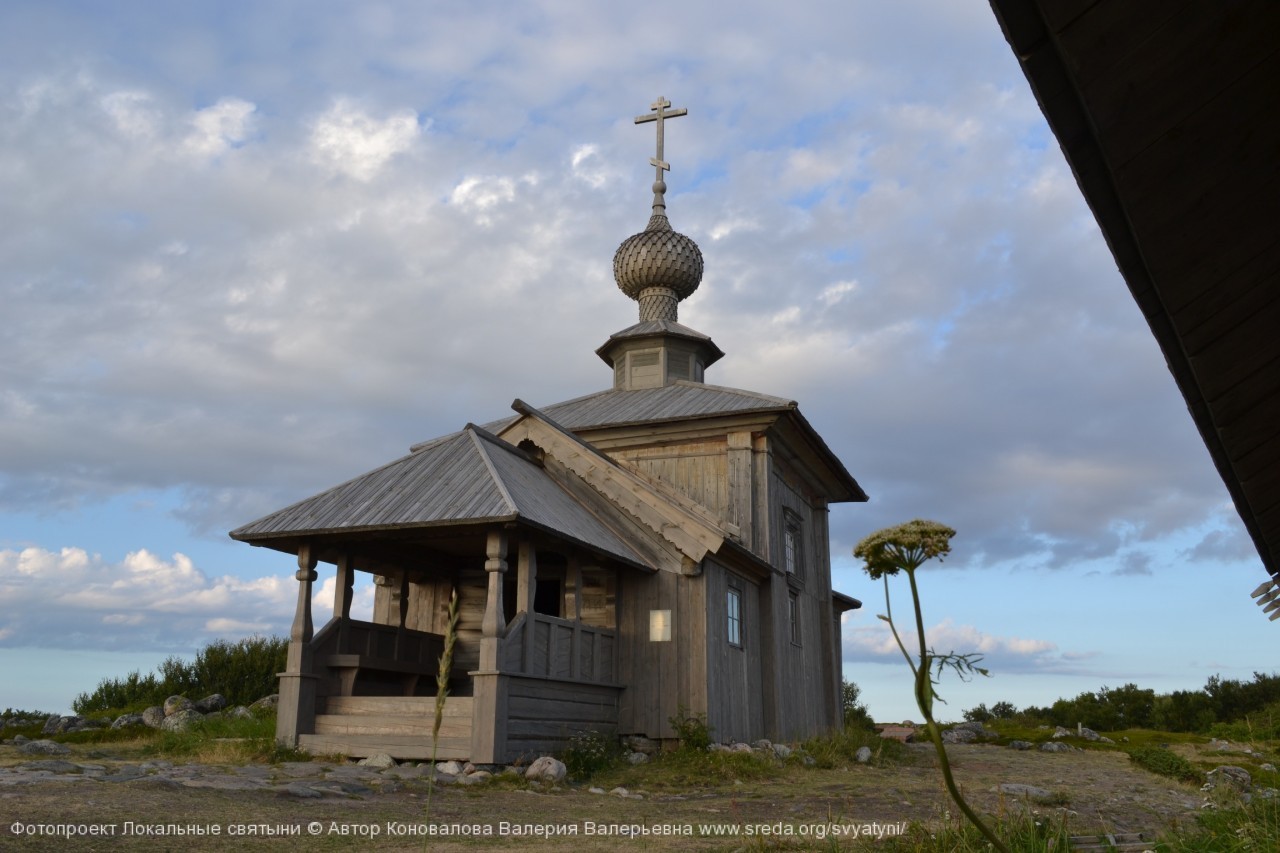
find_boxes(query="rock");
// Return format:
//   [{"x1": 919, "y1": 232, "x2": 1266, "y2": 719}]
[
  {"x1": 141, "y1": 706, "x2": 166, "y2": 728},
  {"x1": 225, "y1": 706, "x2": 253, "y2": 721},
  {"x1": 801, "y1": 755, "x2": 816, "y2": 767},
  {"x1": 467, "y1": 770, "x2": 492, "y2": 782},
  {"x1": 1008, "y1": 741, "x2": 1034, "y2": 751},
  {"x1": 941, "y1": 727, "x2": 979, "y2": 744},
  {"x1": 708, "y1": 743, "x2": 730, "y2": 753},
  {"x1": 772, "y1": 743, "x2": 793, "y2": 759},
  {"x1": 855, "y1": 746, "x2": 872, "y2": 763},
  {"x1": 1207, "y1": 766, "x2": 1252, "y2": 792},
  {"x1": 163, "y1": 696, "x2": 194, "y2": 717},
  {"x1": 436, "y1": 760, "x2": 464, "y2": 776},
  {"x1": 111, "y1": 714, "x2": 146, "y2": 730},
  {"x1": 1076, "y1": 726, "x2": 1103, "y2": 742},
  {"x1": 622, "y1": 735, "x2": 660, "y2": 755},
  {"x1": 19, "y1": 760, "x2": 80, "y2": 774},
  {"x1": 194, "y1": 694, "x2": 227, "y2": 714},
  {"x1": 357, "y1": 753, "x2": 396, "y2": 769},
  {"x1": 42, "y1": 715, "x2": 85, "y2": 735},
  {"x1": 524, "y1": 756, "x2": 567, "y2": 783},
  {"x1": 19, "y1": 739, "x2": 71, "y2": 756},
  {"x1": 752, "y1": 738, "x2": 773, "y2": 750},
  {"x1": 1040, "y1": 742, "x2": 1075, "y2": 753},
  {"x1": 730, "y1": 742, "x2": 754, "y2": 753},
  {"x1": 589, "y1": 786, "x2": 606, "y2": 795},
  {"x1": 160, "y1": 709, "x2": 203, "y2": 732},
  {"x1": 13, "y1": 734, "x2": 30, "y2": 745},
  {"x1": 953, "y1": 720, "x2": 997, "y2": 738},
  {"x1": 249, "y1": 694, "x2": 279, "y2": 713},
  {"x1": 609, "y1": 786, "x2": 630, "y2": 797},
  {"x1": 1001, "y1": 783, "x2": 1052, "y2": 799},
  {"x1": 627, "y1": 751, "x2": 649, "y2": 765}
]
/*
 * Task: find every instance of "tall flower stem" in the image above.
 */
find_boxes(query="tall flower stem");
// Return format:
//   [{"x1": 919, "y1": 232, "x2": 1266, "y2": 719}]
[{"x1": 854, "y1": 520, "x2": 1008, "y2": 853}]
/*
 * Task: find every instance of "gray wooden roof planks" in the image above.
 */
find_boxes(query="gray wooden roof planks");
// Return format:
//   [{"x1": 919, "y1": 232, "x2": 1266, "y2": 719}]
[{"x1": 230, "y1": 424, "x2": 650, "y2": 569}]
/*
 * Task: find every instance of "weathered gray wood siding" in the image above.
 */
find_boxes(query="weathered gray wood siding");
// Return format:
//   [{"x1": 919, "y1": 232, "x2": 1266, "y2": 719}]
[
  {"x1": 768, "y1": 466, "x2": 840, "y2": 739},
  {"x1": 503, "y1": 676, "x2": 621, "y2": 759},
  {"x1": 703, "y1": 560, "x2": 765, "y2": 743},
  {"x1": 613, "y1": 439, "x2": 729, "y2": 521},
  {"x1": 373, "y1": 569, "x2": 487, "y2": 685},
  {"x1": 615, "y1": 569, "x2": 707, "y2": 739}
]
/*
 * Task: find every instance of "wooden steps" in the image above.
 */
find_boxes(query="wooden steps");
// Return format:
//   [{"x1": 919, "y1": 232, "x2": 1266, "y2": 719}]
[{"x1": 300, "y1": 695, "x2": 473, "y2": 760}]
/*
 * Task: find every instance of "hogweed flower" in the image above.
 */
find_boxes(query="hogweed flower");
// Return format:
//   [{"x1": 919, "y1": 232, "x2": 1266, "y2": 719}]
[{"x1": 853, "y1": 519, "x2": 955, "y2": 578}]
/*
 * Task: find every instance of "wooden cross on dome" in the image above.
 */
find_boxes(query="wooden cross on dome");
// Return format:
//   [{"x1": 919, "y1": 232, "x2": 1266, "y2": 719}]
[{"x1": 635, "y1": 96, "x2": 687, "y2": 183}]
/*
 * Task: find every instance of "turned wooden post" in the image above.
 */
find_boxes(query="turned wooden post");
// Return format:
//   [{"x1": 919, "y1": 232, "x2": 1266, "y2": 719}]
[
  {"x1": 567, "y1": 554, "x2": 582, "y2": 679},
  {"x1": 473, "y1": 528, "x2": 510, "y2": 763},
  {"x1": 516, "y1": 538, "x2": 537, "y2": 674},
  {"x1": 479, "y1": 529, "x2": 508, "y2": 670},
  {"x1": 277, "y1": 544, "x2": 319, "y2": 747}
]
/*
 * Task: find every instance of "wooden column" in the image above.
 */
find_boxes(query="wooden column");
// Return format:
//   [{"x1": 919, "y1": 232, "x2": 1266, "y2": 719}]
[
  {"x1": 276, "y1": 544, "x2": 319, "y2": 747},
  {"x1": 567, "y1": 554, "x2": 582, "y2": 680},
  {"x1": 472, "y1": 528, "x2": 510, "y2": 763},
  {"x1": 727, "y1": 431, "x2": 754, "y2": 547},
  {"x1": 516, "y1": 539, "x2": 537, "y2": 674},
  {"x1": 333, "y1": 554, "x2": 354, "y2": 653}
]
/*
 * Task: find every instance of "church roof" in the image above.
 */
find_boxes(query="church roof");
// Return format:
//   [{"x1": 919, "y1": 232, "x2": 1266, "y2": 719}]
[{"x1": 230, "y1": 425, "x2": 651, "y2": 569}]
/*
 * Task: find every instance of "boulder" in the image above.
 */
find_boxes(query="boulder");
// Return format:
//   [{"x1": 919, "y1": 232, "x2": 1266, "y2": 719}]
[
  {"x1": 111, "y1": 714, "x2": 146, "y2": 730},
  {"x1": 358, "y1": 753, "x2": 396, "y2": 769},
  {"x1": 1040, "y1": 742, "x2": 1075, "y2": 753},
  {"x1": 855, "y1": 746, "x2": 872, "y2": 763},
  {"x1": 163, "y1": 696, "x2": 194, "y2": 717},
  {"x1": 627, "y1": 751, "x2": 649, "y2": 765},
  {"x1": 1207, "y1": 766, "x2": 1252, "y2": 792},
  {"x1": 141, "y1": 706, "x2": 166, "y2": 728},
  {"x1": 19, "y1": 739, "x2": 71, "y2": 756},
  {"x1": 160, "y1": 709, "x2": 202, "y2": 732},
  {"x1": 524, "y1": 756, "x2": 567, "y2": 783},
  {"x1": 772, "y1": 743, "x2": 793, "y2": 759},
  {"x1": 941, "y1": 727, "x2": 979, "y2": 744},
  {"x1": 193, "y1": 694, "x2": 227, "y2": 714},
  {"x1": 436, "y1": 760, "x2": 464, "y2": 776},
  {"x1": 1008, "y1": 740, "x2": 1034, "y2": 751},
  {"x1": 249, "y1": 694, "x2": 279, "y2": 713},
  {"x1": 225, "y1": 705, "x2": 253, "y2": 721}
]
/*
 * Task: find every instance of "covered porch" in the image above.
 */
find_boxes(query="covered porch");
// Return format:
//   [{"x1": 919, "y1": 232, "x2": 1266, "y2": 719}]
[{"x1": 275, "y1": 525, "x2": 629, "y2": 762}]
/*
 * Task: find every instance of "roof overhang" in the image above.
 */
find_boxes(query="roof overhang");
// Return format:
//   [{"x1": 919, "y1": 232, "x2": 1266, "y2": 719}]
[{"x1": 989, "y1": 0, "x2": 1280, "y2": 582}]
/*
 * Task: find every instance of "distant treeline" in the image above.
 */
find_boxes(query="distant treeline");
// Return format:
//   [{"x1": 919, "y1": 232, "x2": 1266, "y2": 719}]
[
  {"x1": 73, "y1": 636, "x2": 286, "y2": 715},
  {"x1": 964, "y1": 672, "x2": 1280, "y2": 737}
]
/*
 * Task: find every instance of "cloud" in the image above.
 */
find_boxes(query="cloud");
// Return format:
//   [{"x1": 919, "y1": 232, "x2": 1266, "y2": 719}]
[
  {"x1": 0, "y1": 546, "x2": 291, "y2": 651},
  {"x1": 184, "y1": 97, "x2": 256, "y2": 158},
  {"x1": 309, "y1": 98, "x2": 420, "y2": 180},
  {"x1": 842, "y1": 614, "x2": 1087, "y2": 674}
]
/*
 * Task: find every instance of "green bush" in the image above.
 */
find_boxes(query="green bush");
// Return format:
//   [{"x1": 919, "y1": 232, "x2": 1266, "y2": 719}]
[
  {"x1": 1128, "y1": 746, "x2": 1201, "y2": 784},
  {"x1": 74, "y1": 636, "x2": 286, "y2": 714},
  {"x1": 561, "y1": 730, "x2": 621, "y2": 780},
  {"x1": 668, "y1": 706, "x2": 713, "y2": 752}
]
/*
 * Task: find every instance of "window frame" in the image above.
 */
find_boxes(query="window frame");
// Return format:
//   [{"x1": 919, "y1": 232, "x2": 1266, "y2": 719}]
[{"x1": 726, "y1": 585, "x2": 743, "y2": 648}]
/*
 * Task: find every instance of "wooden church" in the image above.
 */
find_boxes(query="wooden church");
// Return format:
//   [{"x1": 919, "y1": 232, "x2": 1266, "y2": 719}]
[{"x1": 231, "y1": 98, "x2": 866, "y2": 762}]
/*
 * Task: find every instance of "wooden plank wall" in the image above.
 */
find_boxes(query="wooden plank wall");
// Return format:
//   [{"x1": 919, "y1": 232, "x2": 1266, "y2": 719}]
[
  {"x1": 374, "y1": 569, "x2": 488, "y2": 692},
  {"x1": 769, "y1": 468, "x2": 839, "y2": 739},
  {"x1": 703, "y1": 560, "x2": 765, "y2": 743},
  {"x1": 615, "y1": 569, "x2": 707, "y2": 740},
  {"x1": 614, "y1": 440, "x2": 729, "y2": 523},
  {"x1": 503, "y1": 676, "x2": 621, "y2": 760}
]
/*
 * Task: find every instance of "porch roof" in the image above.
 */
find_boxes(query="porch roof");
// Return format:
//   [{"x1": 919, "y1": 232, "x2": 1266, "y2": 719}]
[{"x1": 230, "y1": 425, "x2": 652, "y2": 570}]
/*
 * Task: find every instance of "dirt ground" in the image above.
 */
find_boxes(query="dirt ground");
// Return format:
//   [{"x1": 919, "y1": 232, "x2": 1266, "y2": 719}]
[{"x1": 0, "y1": 742, "x2": 1208, "y2": 851}]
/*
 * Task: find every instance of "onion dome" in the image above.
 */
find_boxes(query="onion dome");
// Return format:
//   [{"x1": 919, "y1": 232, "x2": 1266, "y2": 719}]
[{"x1": 613, "y1": 201, "x2": 704, "y2": 322}]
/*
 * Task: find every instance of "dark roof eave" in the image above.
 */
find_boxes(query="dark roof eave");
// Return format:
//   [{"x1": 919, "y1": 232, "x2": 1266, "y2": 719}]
[{"x1": 833, "y1": 590, "x2": 862, "y2": 612}]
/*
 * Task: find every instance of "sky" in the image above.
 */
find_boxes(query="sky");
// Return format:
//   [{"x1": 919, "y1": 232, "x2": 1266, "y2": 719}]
[{"x1": 0, "y1": 0, "x2": 1271, "y2": 722}]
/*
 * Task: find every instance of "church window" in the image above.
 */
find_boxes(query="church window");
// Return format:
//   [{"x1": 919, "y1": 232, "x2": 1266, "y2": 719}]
[
  {"x1": 726, "y1": 587, "x2": 742, "y2": 647},
  {"x1": 783, "y1": 509, "x2": 803, "y2": 575}
]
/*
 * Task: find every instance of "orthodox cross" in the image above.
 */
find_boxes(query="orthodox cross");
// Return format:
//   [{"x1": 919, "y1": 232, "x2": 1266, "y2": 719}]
[{"x1": 635, "y1": 96, "x2": 687, "y2": 183}]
